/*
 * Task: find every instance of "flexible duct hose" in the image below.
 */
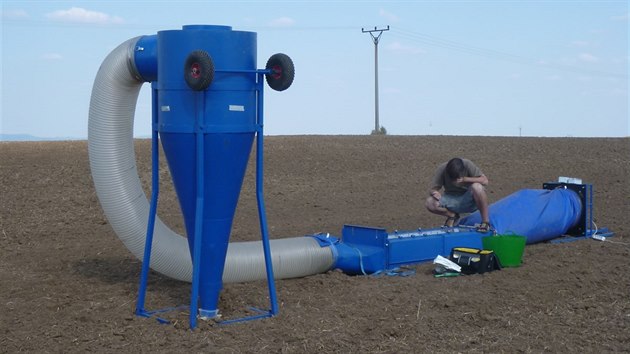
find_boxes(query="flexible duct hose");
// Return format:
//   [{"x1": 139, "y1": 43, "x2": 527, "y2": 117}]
[{"x1": 88, "y1": 37, "x2": 334, "y2": 283}]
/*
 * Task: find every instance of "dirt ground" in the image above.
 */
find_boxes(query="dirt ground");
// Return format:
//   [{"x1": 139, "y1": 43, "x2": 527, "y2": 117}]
[{"x1": 1, "y1": 135, "x2": 629, "y2": 353}]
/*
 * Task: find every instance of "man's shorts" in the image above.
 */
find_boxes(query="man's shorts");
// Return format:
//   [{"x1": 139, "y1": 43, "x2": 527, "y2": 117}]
[{"x1": 440, "y1": 188, "x2": 478, "y2": 214}]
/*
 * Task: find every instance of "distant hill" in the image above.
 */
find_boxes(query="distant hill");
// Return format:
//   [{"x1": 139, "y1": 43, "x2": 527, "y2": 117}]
[{"x1": 0, "y1": 134, "x2": 84, "y2": 142}]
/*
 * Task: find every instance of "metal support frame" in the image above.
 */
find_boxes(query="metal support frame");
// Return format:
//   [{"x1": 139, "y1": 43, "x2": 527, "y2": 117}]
[
  {"x1": 135, "y1": 69, "x2": 279, "y2": 329},
  {"x1": 542, "y1": 182, "x2": 592, "y2": 236},
  {"x1": 543, "y1": 182, "x2": 614, "y2": 243}
]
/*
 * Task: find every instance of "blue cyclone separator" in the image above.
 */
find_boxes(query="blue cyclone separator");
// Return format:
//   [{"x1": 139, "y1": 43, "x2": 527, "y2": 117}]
[
  {"x1": 134, "y1": 25, "x2": 279, "y2": 328},
  {"x1": 158, "y1": 26, "x2": 256, "y2": 320}
]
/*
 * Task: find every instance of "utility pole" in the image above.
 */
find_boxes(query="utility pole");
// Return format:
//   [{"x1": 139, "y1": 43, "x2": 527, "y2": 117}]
[{"x1": 362, "y1": 25, "x2": 389, "y2": 134}]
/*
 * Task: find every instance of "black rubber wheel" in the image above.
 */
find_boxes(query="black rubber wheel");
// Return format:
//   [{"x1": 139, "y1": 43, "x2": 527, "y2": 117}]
[
  {"x1": 184, "y1": 50, "x2": 214, "y2": 91},
  {"x1": 265, "y1": 53, "x2": 294, "y2": 91}
]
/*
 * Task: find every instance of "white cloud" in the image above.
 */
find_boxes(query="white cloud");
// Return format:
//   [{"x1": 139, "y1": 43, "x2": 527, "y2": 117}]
[
  {"x1": 611, "y1": 12, "x2": 629, "y2": 21},
  {"x1": 2, "y1": 9, "x2": 29, "y2": 19},
  {"x1": 379, "y1": 9, "x2": 399, "y2": 23},
  {"x1": 387, "y1": 41, "x2": 424, "y2": 55},
  {"x1": 268, "y1": 16, "x2": 295, "y2": 27},
  {"x1": 578, "y1": 52, "x2": 599, "y2": 63},
  {"x1": 45, "y1": 7, "x2": 123, "y2": 25},
  {"x1": 43, "y1": 53, "x2": 63, "y2": 60}
]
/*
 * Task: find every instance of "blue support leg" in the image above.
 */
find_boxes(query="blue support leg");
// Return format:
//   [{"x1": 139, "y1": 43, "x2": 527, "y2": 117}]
[
  {"x1": 256, "y1": 72, "x2": 279, "y2": 316},
  {"x1": 189, "y1": 93, "x2": 206, "y2": 330},
  {"x1": 136, "y1": 86, "x2": 160, "y2": 318}
]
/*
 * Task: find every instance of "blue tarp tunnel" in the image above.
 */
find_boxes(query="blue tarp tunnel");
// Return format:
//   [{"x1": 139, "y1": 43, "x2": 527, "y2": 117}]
[{"x1": 459, "y1": 187, "x2": 584, "y2": 244}]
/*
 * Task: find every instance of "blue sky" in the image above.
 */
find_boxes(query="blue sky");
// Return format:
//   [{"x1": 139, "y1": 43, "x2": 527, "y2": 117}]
[{"x1": 1, "y1": 0, "x2": 628, "y2": 139}]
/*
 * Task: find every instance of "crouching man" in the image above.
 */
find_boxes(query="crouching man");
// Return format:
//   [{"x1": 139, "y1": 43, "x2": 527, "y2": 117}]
[{"x1": 425, "y1": 157, "x2": 491, "y2": 232}]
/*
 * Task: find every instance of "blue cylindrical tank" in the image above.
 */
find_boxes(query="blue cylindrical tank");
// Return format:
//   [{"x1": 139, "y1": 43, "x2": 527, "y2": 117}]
[
  {"x1": 157, "y1": 25, "x2": 258, "y2": 134},
  {"x1": 156, "y1": 25, "x2": 259, "y2": 317}
]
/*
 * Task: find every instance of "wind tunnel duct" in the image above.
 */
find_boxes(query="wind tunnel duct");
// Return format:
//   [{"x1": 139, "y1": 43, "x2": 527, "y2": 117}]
[{"x1": 88, "y1": 37, "x2": 334, "y2": 283}]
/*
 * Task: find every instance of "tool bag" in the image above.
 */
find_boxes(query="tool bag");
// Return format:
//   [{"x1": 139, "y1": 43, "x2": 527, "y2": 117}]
[{"x1": 449, "y1": 247, "x2": 501, "y2": 275}]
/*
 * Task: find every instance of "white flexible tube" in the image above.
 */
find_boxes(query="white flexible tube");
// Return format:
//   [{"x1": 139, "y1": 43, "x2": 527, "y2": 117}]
[{"x1": 88, "y1": 37, "x2": 334, "y2": 283}]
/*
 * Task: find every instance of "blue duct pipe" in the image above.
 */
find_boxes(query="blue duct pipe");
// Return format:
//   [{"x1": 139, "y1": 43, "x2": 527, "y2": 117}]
[{"x1": 316, "y1": 225, "x2": 488, "y2": 275}]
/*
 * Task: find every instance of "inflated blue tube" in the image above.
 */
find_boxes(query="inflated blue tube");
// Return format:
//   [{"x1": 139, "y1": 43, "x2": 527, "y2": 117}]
[{"x1": 459, "y1": 188, "x2": 582, "y2": 244}]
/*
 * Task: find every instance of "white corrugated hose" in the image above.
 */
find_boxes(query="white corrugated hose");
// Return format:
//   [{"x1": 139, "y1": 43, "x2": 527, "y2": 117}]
[{"x1": 88, "y1": 37, "x2": 334, "y2": 283}]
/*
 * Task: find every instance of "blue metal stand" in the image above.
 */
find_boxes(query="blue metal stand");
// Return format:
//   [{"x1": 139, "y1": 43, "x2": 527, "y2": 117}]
[
  {"x1": 135, "y1": 84, "x2": 161, "y2": 321},
  {"x1": 135, "y1": 70, "x2": 279, "y2": 329},
  {"x1": 189, "y1": 90, "x2": 206, "y2": 328},
  {"x1": 252, "y1": 70, "x2": 279, "y2": 318}
]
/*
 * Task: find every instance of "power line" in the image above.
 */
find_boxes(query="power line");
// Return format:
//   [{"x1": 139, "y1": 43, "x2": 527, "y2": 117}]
[{"x1": 390, "y1": 27, "x2": 627, "y2": 79}]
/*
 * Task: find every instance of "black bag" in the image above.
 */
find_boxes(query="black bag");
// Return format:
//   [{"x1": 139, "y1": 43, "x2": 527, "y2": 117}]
[{"x1": 449, "y1": 247, "x2": 501, "y2": 275}]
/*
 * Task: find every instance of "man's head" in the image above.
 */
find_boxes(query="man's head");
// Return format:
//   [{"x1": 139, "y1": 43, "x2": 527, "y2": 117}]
[{"x1": 446, "y1": 158, "x2": 465, "y2": 180}]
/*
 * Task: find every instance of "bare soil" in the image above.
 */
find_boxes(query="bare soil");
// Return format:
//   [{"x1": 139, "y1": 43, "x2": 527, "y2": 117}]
[{"x1": 1, "y1": 135, "x2": 629, "y2": 353}]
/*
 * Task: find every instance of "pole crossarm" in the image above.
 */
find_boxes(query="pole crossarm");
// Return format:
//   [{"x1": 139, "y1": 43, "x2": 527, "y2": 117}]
[{"x1": 362, "y1": 25, "x2": 390, "y2": 45}]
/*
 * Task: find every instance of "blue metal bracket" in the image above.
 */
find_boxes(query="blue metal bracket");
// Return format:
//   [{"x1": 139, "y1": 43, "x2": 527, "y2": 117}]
[{"x1": 543, "y1": 182, "x2": 614, "y2": 243}]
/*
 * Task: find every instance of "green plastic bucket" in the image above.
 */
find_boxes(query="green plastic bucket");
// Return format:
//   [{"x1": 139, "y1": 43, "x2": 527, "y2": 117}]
[{"x1": 482, "y1": 234, "x2": 526, "y2": 267}]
